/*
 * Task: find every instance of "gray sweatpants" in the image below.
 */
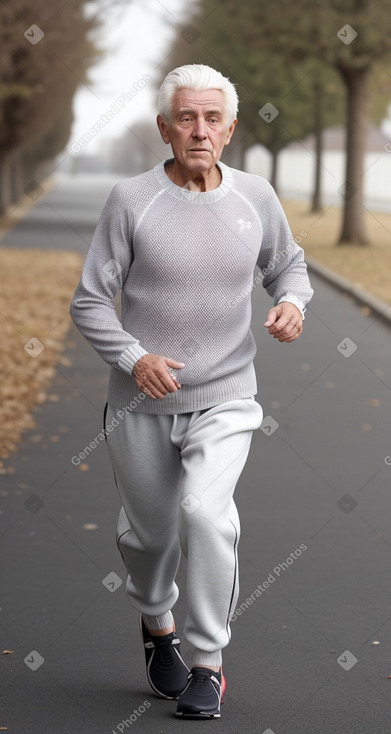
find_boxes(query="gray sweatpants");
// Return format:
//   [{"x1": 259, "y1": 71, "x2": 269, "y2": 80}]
[{"x1": 104, "y1": 396, "x2": 263, "y2": 665}]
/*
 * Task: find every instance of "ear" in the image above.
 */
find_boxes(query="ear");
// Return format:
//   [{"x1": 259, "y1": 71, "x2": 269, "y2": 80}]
[
  {"x1": 224, "y1": 118, "x2": 238, "y2": 146},
  {"x1": 157, "y1": 114, "x2": 171, "y2": 144}
]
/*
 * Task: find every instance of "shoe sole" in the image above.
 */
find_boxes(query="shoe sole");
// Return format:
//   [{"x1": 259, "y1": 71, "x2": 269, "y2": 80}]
[{"x1": 176, "y1": 712, "x2": 221, "y2": 719}]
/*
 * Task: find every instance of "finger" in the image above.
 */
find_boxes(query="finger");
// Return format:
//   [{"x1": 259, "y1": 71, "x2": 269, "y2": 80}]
[
  {"x1": 142, "y1": 386, "x2": 156, "y2": 399},
  {"x1": 143, "y1": 379, "x2": 170, "y2": 398},
  {"x1": 276, "y1": 325, "x2": 303, "y2": 342},
  {"x1": 268, "y1": 314, "x2": 294, "y2": 335},
  {"x1": 264, "y1": 309, "x2": 278, "y2": 327},
  {"x1": 165, "y1": 359, "x2": 185, "y2": 369},
  {"x1": 158, "y1": 367, "x2": 182, "y2": 391},
  {"x1": 145, "y1": 370, "x2": 180, "y2": 397}
]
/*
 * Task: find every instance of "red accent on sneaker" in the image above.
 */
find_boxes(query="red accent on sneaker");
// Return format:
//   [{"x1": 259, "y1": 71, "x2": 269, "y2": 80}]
[{"x1": 220, "y1": 670, "x2": 226, "y2": 703}]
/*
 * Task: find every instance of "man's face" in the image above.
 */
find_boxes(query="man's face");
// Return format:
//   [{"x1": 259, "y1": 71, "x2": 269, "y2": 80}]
[{"x1": 157, "y1": 88, "x2": 237, "y2": 174}]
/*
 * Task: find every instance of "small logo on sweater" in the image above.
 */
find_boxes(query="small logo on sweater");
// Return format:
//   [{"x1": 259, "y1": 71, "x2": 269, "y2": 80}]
[{"x1": 237, "y1": 218, "x2": 252, "y2": 232}]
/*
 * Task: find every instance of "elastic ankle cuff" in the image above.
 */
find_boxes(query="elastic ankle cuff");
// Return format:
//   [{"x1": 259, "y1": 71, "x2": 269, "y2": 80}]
[
  {"x1": 142, "y1": 611, "x2": 174, "y2": 630},
  {"x1": 191, "y1": 649, "x2": 222, "y2": 667}
]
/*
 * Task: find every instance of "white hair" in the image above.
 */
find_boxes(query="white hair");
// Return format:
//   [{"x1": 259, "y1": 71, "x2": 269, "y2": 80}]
[{"x1": 157, "y1": 64, "x2": 239, "y2": 124}]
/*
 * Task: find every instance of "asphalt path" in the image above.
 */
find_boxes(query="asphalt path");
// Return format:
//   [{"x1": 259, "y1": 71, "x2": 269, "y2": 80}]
[{"x1": 1, "y1": 173, "x2": 391, "y2": 734}]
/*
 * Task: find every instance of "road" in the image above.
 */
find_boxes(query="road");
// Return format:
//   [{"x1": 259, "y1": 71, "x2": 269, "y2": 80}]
[{"x1": 1, "y1": 172, "x2": 391, "y2": 734}]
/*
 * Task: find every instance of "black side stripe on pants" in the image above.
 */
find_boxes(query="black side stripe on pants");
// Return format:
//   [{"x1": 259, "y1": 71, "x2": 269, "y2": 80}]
[{"x1": 226, "y1": 519, "x2": 239, "y2": 636}]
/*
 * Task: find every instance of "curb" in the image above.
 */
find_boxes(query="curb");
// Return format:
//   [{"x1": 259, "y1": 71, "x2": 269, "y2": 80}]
[{"x1": 306, "y1": 256, "x2": 391, "y2": 327}]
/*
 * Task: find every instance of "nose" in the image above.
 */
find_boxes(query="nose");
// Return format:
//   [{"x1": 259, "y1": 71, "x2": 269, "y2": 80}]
[{"x1": 192, "y1": 118, "x2": 207, "y2": 140}]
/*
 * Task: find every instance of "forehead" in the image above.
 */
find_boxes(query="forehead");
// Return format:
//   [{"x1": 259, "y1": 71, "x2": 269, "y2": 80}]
[{"x1": 171, "y1": 88, "x2": 225, "y2": 112}]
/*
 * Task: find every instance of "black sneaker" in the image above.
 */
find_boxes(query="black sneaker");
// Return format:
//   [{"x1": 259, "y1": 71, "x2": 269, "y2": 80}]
[
  {"x1": 176, "y1": 666, "x2": 226, "y2": 718},
  {"x1": 139, "y1": 615, "x2": 189, "y2": 699}
]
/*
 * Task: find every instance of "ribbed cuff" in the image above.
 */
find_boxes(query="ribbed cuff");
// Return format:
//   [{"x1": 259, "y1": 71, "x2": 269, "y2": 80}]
[
  {"x1": 191, "y1": 649, "x2": 222, "y2": 667},
  {"x1": 142, "y1": 611, "x2": 174, "y2": 631},
  {"x1": 117, "y1": 344, "x2": 150, "y2": 375},
  {"x1": 277, "y1": 292, "x2": 306, "y2": 320}
]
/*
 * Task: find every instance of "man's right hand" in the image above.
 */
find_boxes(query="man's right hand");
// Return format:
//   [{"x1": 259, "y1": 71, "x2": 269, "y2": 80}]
[{"x1": 132, "y1": 354, "x2": 185, "y2": 399}]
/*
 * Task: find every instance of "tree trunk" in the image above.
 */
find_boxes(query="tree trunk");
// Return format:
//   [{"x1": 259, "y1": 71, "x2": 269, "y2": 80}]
[
  {"x1": 311, "y1": 80, "x2": 323, "y2": 213},
  {"x1": 336, "y1": 63, "x2": 370, "y2": 245},
  {"x1": 270, "y1": 150, "x2": 279, "y2": 193},
  {"x1": 10, "y1": 149, "x2": 23, "y2": 205},
  {"x1": 0, "y1": 158, "x2": 12, "y2": 216}
]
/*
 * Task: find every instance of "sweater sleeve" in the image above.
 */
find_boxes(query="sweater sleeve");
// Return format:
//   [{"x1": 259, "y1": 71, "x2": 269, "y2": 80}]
[
  {"x1": 69, "y1": 181, "x2": 149, "y2": 374},
  {"x1": 256, "y1": 181, "x2": 314, "y2": 316}
]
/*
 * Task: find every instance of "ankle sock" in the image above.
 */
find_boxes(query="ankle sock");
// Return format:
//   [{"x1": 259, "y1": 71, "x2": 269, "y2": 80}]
[
  {"x1": 191, "y1": 648, "x2": 222, "y2": 668},
  {"x1": 142, "y1": 611, "x2": 174, "y2": 631}
]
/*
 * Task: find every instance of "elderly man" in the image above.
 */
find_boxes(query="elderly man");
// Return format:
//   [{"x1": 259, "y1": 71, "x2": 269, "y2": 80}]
[{"x1": 70, "y1": 63, "x2": 313, "y2": 719}]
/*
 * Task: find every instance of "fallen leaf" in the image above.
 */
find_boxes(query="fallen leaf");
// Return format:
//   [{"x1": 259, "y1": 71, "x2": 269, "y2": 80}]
[
  {"x1": 360, "y1": 306, "x2": 371, "y2": 316},
  {"x1": 366, "y1": 398, "x2": 380, "y2": 407}
]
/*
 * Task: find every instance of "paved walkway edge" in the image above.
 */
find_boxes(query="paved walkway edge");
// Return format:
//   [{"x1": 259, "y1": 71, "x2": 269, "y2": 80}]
[{"x1": 306, "y1": 256, "x2": 391, "y2": 326}]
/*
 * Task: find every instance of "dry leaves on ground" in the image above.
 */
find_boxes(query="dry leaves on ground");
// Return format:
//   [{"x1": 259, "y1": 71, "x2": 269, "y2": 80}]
[
  {"x1": 0, "y1": 248, "x2": 83, "y2": 462},
  {"x1": 282, "y1": 199, "x2": 391, "y2": 306}
]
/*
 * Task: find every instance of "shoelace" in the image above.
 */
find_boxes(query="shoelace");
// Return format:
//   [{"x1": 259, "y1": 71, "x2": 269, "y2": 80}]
[
  {"x1": 190, "y1": 670, "x2": 217, "y2": 690},
  {"x1": 156, "y1": 637, "x2": 176, "y2": 666}
]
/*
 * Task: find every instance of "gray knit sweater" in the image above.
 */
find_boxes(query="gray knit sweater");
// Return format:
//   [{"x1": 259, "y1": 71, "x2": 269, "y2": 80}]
[{"x1": 70, "y1": 159, "x2": 313, "y2": 413}]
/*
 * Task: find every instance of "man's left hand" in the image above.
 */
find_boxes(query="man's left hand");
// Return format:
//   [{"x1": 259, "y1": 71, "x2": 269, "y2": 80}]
[{"x1": 264, "y1": 302, "x2": 303, "y2": 342}]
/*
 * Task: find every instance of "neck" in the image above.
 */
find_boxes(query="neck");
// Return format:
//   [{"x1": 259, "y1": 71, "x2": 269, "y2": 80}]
[{"x1": 164, "y1": 160, "x2": 221, "y2": 192}]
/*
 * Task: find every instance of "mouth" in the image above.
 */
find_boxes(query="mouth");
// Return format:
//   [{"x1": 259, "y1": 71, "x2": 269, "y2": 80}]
[{"x1": 188, "y1": 148, "x2": 210, "y2": 152}]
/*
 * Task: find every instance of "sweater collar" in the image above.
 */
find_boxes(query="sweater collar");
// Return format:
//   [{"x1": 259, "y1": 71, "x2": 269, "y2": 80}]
[{"x1": 153, "y1": 158, "x2": 233, "y2": 203}]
